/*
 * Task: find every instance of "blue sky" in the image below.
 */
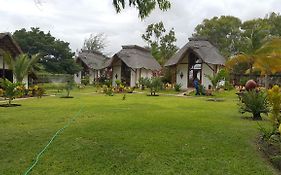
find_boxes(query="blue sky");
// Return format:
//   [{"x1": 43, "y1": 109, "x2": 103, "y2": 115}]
[{"x1": 0, "y1": 0, "x2": 281, "y2": 55}]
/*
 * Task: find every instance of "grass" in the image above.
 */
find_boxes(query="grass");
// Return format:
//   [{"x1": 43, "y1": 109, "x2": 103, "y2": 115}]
[{"x1": 0, "y1": 88, "x2": 277, "y2": 174}]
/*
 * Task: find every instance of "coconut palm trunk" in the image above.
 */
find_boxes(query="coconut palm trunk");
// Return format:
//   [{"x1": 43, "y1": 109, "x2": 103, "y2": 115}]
[{"x1": 264, "y1": 74, "x2": 269, "y2": 89}]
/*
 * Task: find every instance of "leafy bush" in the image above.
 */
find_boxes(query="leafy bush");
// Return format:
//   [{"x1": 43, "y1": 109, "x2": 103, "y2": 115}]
[
  {"x1": 145, "y1": 77, "x2": 163, "y2": 96},
  {"x1": 224, "y1": 81, "x2": 234, "y2": 90},
  {"x1": 28, "y1": 85, "x2": 45, "y2": 98},
  {"x1": 198, "y1": 84, "x2": 206, "y2": 95},
  {"x1": 239, "y1": 90, "x2": 269, "y2": 120},
  {"x1": 239, "y1": 77, "x2": 249, "y2": 86},
  {"x1": 65, "y1": 81, "x2": 75, "y2": 97},
  {"x1": 115, "y1": 79, "x2": 122, "y2": 86},
  {"x1": 268, "y1": 85, "x2": 281, "y2": 133},
  {"x1": 139, "y1": 77, "x2": 149, "y2": 90},
  {"x1": 41, "y1": 83, "x2": 65, "y2": 92},
  {"x1": 102, "y1": 85, "x2": 114, "y2": 96},
  {"x1": 174, "y1": 83, "x2": 182, "y2": 92},
  {"x1": 81, "y1": 75, "x2": 90, "y2": 85},
  {"x1": 206, "y1": 69, "x2": 230, "y2": 90},
  {"x1": 0, "y1": 78, "x2": 21, "y2": 106}
]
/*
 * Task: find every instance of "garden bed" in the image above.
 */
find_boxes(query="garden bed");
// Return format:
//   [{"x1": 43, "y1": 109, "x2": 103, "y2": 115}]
[{"x1": 258, "y1": 137, "x2": 281, "y2": 171}]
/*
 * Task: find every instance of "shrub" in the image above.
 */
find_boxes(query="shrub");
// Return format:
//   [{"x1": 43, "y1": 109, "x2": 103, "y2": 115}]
[
  {"x1": 224, "y1": 81, "x2": 234, "y2": 90},
  {"x1": 174, "y1": 83, "x2": 182, "y2": 92},
  {"x1": 115, "y1": 79, "x2": 122, "y2": 86},
  {"x1": 65, "y1": 81, "x2": 75, "y2": 97},
  {"x1": 239, "y1": 77, "x2": 249, "y2": 86},
  {"x1": 239, "y1": 90, "x2": 269, "y2": 120},
  {"x1": 268, "y1": 85, "x2": 281, "y2": 133},
  {"x1": 198, "y1": 84, "x2": 206, "y2": 95},
  {"x1": 102, "y1": 85, "x2": 114, "y2": 96},
  {"x1": 41, "y1": 83, "x2": 65, "y2": 92},
  {"x1": 81, "y1": 75, "x2": 90, "y2": 85},
  {"x1": 206, "y1": 69, "x2": 230, "y2": 90},
  {"x1": 145, "y1": 77, "x2": 163, "y2": 96},
  {"x1": 0, "y1": 78, "x2": 21, "y2": 106},
  {"x1": 139, "y1": 77, "x2": 149, "y2": 90}
]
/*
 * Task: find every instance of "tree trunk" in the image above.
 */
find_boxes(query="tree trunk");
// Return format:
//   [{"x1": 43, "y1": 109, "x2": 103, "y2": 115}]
[
  {"x1": 67, "y1": 90, "x2": 70, "y2": 97},
  {"x1": 265, "y1": 74, "x2": 269, "y2": 89},
  {"x1": 8, "y1": 98, "x2": 12, "y2": 106},
  {"x1": 253, "y1": 113, "x2": 262, "y2": 120}
]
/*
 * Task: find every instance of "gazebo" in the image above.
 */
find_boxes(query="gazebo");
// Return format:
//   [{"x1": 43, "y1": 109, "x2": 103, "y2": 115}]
[
  {"x1": 107, "y1": 45, "x2": 161, "y2": 87},
  {"x1": 164, "y1": 37, "x2": 225, "y2": 90},
  {"x1": 74, "y1": 50, "x2": 110, "y2": 84},
  {"x1": 0, "y1": 33, "x2": 24, "y2": 83}
]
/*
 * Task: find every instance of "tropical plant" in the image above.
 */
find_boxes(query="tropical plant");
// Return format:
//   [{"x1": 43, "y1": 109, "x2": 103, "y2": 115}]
[
  {"x1": 206, "y1": 69, "x2": 229, "y2": 90},
  {"x1": 1, "y1": 52, "x2": 40, "y2": 83},
  {"x1": 253, "y1": 38, "x2": 281, "y2": 89},
  {"x1": 226, "y1": 38, "x2": 281, "y2": 89},
  {"x1": 174, "y1": 83, "x2": 182, "y2": 92},
  {"x1": 65, "y1": 81, "x2": 75, "y2": 97},
  {"x1": 145, "y1": 77, "x2": 163, "y2": 96},
  {"x1": 102, "y1": 85, "x2": 114, "y2": 96},
  {"x1": 139, "y1": 77, "x2": 149, "y2": 90},
  {"x1": 81, "y1": 75, "x2": 90, "y2": 85},
  {"x1": 0, "y1": 78, "x2": 21, "y2": 106},
  {"x1": 239, "y1": 90, "x2": 269, "y2": 120},
  {"x1": 267, "y1": 85, "x2": 281, "y2": 133},
  {"x1": 115, "y1": 79, "x2": 122, "y2": 87}
]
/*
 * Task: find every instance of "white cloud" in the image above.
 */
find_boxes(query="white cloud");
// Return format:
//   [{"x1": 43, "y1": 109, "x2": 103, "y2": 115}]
[{"x1": 0, "y1": 0, "x2": 281, "y2": 55}]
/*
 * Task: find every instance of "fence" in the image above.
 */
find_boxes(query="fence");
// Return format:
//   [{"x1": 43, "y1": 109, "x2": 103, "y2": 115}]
[{"x1": 230, "y1": 74, "x2": 281, "y2": 87}]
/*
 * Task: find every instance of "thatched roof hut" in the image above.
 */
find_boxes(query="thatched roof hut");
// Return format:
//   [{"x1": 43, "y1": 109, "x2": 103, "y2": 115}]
[
  {"x1": 164, "y1": 37, "x2": 226, "y2": 89},
  {"x1": 77, "y1": 50, "x2": 109, "y2": 70},
  {"x1": 107, "y1": 45, "x2": 161, "y2": 70},
  {"x1": 165, "y1": 38, "x2": 225, "y2": 67},
  {"x1": 0, "y1": 33, "x2": 22, "y2": 57},
  {"x1": 107, "y1": 45, "x2": 161, "y2": 87}
]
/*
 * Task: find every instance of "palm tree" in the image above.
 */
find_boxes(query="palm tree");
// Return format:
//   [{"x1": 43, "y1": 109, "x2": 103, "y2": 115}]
[
  {"x1": 253, "y1": 38, "x2": 281, "y2": 89},
  {"x1": 226, "y1": 38, "x2": 281, "y2": 89},
  {"x1": 2, "y1": 52, "x2": 40, "y2": 83}
]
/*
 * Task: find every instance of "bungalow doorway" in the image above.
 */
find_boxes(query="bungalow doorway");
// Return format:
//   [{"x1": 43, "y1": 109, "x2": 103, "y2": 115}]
[
  {"x1": 121, "y1": 62, "x2": 131, "y2": 86},
  {"x1": 188, "y1": 53, "x2": 202, "y2": 87}
]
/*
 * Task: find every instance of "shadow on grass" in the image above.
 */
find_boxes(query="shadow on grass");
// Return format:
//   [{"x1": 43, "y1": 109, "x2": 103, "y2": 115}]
[{"x1": 0, "y1": 104, "x2": 21, "y2": 107}]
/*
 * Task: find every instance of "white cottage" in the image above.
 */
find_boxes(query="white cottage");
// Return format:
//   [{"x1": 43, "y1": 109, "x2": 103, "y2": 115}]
[
  {"x1": 74, "y1": 50, "x2": 109, "y2": 84},
  {"x1": 164, "y1": 38, "x2": 226, "y2": 90},
  {"x1": 0, "y1": 33, "x2": 29, "y2": 86},
  {"x1": 107, "y1": 45, "x2": 161, "y2": 87}
]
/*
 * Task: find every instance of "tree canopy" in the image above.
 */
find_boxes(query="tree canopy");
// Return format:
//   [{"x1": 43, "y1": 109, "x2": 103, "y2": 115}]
[
  {"x1": 193, "y1": 16, "x2": 243, "y2": 57},
  {"x1": 142, "y1": 22, "x2": 178, "y2": 65},
  {"x1": 82, "y1": 33, "x2": 107, "y2": 53},
  {"x1": 113, "y1": 0, "x2": 171, "y2": 19},
  {"x1": 193, "y1": 12, "x2": 281, "y2": 58},
  {"x1": 13, "y1": 27, "x2": 81, "y2": 74}
]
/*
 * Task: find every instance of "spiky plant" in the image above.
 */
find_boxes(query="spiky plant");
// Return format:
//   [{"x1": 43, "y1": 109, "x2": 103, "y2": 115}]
[
  {"x1": 239, "y1": 90, "x2": 269, "y2": 120},
  {"x1": 2, "y1": 52, "x2": 40, "y2": 83}
]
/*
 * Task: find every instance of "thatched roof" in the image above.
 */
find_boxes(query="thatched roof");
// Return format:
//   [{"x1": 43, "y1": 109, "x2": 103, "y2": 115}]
[
  {"x1": 107, "y1": 45, "x2": 161, "y2": 70},
  {"x1": 0, "y1": 33, "x2": 22, "y2": 57},
  {"x1": 77, "y1": 50, "x2": 110, "y2": 70},
  {"x1": 164, "y1": 38, "x2": 226, "y2": 67}
]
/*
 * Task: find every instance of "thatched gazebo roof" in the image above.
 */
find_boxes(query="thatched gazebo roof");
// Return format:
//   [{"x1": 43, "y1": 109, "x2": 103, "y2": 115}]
[
  {"x1": 164, "y1": 38, "x2": 225, "y2": 67},
  {"x1": 77, "y1": 50, "x2": 110, "y2": 70},
  {"x1": 106, "y1": 45, "x2": 161, "y2": 70},
  {"x1": 0, "y1": 33, "x2": 22, "y2": 57}
]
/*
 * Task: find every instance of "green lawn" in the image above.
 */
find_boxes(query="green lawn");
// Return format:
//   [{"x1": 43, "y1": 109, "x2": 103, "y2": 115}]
[{"x1": 0, "y1": 88, "x2": 277, "y2": 174}]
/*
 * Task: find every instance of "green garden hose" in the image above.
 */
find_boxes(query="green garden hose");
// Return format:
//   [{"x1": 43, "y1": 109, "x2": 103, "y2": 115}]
[{"x1": 23, "y1": 104, "x2": 84, "y2": 175}]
